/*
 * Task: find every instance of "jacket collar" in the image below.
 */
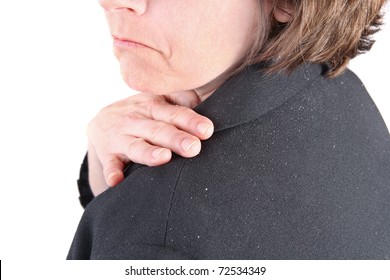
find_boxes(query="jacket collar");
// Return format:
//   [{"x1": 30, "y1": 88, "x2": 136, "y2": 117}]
[{"x1": 194, "y1": 63, "x2": 324, "y2": 132}]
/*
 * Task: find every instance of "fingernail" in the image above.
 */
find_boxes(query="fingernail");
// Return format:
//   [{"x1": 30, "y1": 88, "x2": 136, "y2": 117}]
[
  {"x1": 181, "y1": 138, "x2": 200, "y2": 154},
  {"x1": 107, "y1": 172, "x2": 117, "y2": 187},
  {"x1": 197, "y1": 122, "x2": 212, "y2": 136}
]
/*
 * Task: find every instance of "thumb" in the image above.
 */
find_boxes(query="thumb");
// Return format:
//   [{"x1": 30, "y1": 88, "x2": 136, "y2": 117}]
[{"x1": 103, "y1": 155, "x2": 126, "y2": 187}]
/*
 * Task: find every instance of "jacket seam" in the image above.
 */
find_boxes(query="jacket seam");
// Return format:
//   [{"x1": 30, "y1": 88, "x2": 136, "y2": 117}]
[{"x1": 163, "y1": 159, "x2": 188, "y2": 246}]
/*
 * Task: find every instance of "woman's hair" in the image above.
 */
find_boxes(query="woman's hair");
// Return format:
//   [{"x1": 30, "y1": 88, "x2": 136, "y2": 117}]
[{"x1": 249, "y1": 0, "x2": 388, "y2": 77}]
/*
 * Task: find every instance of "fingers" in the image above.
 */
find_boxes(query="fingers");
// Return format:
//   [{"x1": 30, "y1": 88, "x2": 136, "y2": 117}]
[
  {"x1": 102, "y1": 155, "x2": 125, "y2": 187},
  {"x1": 123, "y1": 117, "x2": 203, "y2": 158},
  {"x1": 88, "y1": 92, "x2": 215, "y2": 189},
  {"x1": 122, "y1": 137, "x2": 172, "y2": 164},
  {"x1": 101, "y1": 137, "x2": 173, "y2": 186},
  {"x1": 148, "y1": 101, "x2": 214, "y2": 140},
  {"x1": 98, "y1": 117, "x2": 203, "y2": 187}
]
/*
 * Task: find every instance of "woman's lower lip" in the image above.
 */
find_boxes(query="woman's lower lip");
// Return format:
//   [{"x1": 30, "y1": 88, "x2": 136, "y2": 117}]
[{"x1": 113, "y1": 38, "x2": 147, "y2": 49}]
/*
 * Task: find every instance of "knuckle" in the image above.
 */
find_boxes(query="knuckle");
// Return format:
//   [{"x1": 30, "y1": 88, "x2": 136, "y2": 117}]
[
  {"x1": 168, "y1": 106, "x2": 189, "y2": 123},
  {"x1": 126, "y1": 138, "x2": 144, "y2": 155},
  {"x1": 103, "y1": 157, "x2": 119, "y2": 170},
  {"x1": 149, "y1": 123, "x2": 167, "y2": 140},
  {"x1": 103, "y1": 164, "x2": 115, "y2": 178},
  {"x1": 147, "y1": 96, "x2": 166, "y2": 118},
  {"x1": 125, "y1": 111, "x2": 143, "y2": 120}
]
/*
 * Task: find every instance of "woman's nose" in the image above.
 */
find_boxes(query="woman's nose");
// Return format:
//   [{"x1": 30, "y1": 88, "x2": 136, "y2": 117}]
[{"x1": 99, "y1": 0, "x2": 147, "y2": 15}]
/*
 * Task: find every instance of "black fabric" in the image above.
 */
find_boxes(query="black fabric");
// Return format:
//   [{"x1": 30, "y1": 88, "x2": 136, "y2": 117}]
[
  {"x1": 68, "y1": 64, "x2": 390, "y2": 259},
  {"x1": 77, "y1": 154, "x2": 94, "y2": 208}
]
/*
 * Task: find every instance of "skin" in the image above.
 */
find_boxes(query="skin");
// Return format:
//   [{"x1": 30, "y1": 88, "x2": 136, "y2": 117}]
[
  {"x1": 100, "y1": 0, "x2": 260, "y2": 99},
  {"x1": 87, "y1": 91, "x2": 213, "y2": 195},
  {"x1": 89, "y1": 0, "x2": 295, "y2": 195}
]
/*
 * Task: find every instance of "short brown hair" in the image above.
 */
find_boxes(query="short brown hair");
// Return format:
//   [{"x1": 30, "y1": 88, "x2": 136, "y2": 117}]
[{"x1": 251, "y1": 0, "x2": 387, "y2": 77}]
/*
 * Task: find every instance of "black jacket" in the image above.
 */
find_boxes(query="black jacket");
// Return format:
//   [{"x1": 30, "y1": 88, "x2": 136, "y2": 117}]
[{"x1": 68, "y1": 63, "x2": 390, "y2": 259}]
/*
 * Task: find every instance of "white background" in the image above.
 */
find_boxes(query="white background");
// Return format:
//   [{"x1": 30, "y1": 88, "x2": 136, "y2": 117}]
[{"x1": 0, "y1": 0, "x2": 389, "y2": 276}]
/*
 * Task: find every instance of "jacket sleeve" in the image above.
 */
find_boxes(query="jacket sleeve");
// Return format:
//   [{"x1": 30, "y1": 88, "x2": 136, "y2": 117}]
[{"x1": 77, "y1": 153, "x2": 95, "y2": 208}]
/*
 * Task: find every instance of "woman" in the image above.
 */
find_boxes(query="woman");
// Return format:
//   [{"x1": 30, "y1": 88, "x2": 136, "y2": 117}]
[{"x1": 68, "y1": 0, "x2": 390, "y2": 259}]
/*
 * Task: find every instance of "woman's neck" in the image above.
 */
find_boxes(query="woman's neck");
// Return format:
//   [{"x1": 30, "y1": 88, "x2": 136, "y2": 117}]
[{"x1": 194, "y1": 69, "x2": 235, "y2": 102}]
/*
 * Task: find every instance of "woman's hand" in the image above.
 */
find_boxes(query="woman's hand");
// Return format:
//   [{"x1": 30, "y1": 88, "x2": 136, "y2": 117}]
[{"x1": 87, "y1": 91, "x2": 214, "y2": 196}]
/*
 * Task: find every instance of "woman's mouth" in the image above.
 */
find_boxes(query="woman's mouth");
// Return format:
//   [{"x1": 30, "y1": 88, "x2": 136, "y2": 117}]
[{"x1": 113, "y1": 36, "x2": 149, "y2": 49}]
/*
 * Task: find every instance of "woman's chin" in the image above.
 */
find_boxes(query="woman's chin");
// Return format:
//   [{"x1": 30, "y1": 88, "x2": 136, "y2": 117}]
[
  {"x1": 122, "y1": 78, "x2": 165, "y2": 95},
  {"x1": 120, "y1": 71, "x2": 153, "y2": 93},
  {"x1": 122, "y1": 78, "x2": 145, "y2": 93},
  {"x1": 121, "y1": 72, "x2": 182, "y2": 95}
]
